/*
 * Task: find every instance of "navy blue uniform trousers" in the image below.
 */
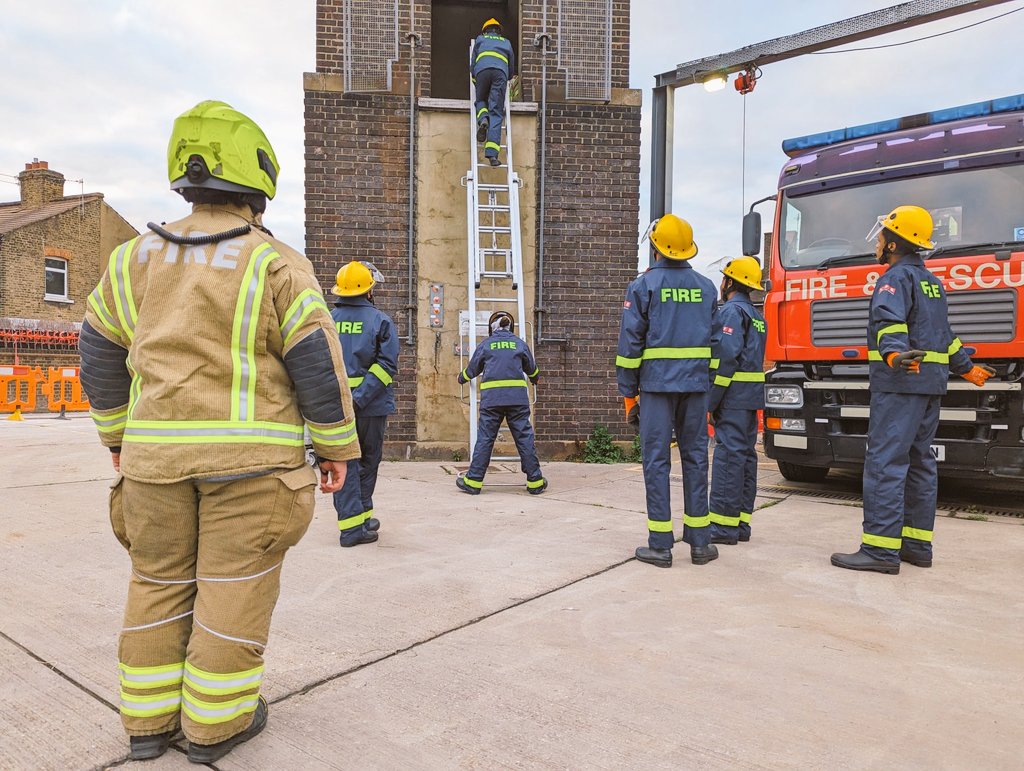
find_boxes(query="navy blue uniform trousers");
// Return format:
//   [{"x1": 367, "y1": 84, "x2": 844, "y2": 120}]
[
  {"x1": 334, "y1": 414, "x2": 387, "y2": 540},
  {"x1": 861, "y1": 391, "x2": 940, "y2": 564},
  {"x1": 709, "y1": 408, "x2": 759, "y2": 541},
  {"x1": 467, "y1": 405, "x2": 541, "y2": 483},
  {"x1": 474, "y1": 69, "x2": 507, "y2": 159},
  {"x1": 640, "y1": 391, "x2": 711, "y2": 550}
]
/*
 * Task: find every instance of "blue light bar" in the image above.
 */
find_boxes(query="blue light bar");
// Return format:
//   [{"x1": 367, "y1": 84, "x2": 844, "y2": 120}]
[{"x1": 782, "y1": 93, "x2": 1024, "y2": 157}]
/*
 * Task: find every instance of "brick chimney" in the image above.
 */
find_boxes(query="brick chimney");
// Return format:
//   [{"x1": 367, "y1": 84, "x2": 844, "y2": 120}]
[{"x1": 19, "y1": 160, "x2": 65, "y2": 207}]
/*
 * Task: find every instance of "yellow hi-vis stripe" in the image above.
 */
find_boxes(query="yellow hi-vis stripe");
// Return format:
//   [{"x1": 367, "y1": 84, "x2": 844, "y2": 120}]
[
  {"x1": 349, "y1": 376, "x2": 364, "y2": 388},
  {"x1": 307, "y1": 419, "x2": 358, "y2": 446},
  {"x1": 230, "y1": 243, "x2": 280, "y2": 422},
  {"x1": 184, "y1": 662, "x2": 264, "y2": 696},
  {"x1": 91, "y1": 407, "x2": 128, "y2": 435},
  {"x1": 480, "y1": 379, "x2": 528, "y2": 390},
  {"x1": 709, "y1": 512, "x2": 740, "y2": 527},
  {"x1": 902, "y1": 526, "x2": 933, "y2": 542},
  {"x1": 182, "y1": 691, "x2": 260, "y2": 725},
  {"x1": 476, "y1": 50, "x2": 509, "y2": 65},
  {"x1": 119, "y1": 661, "x2": 185, "y2": 690},
  {"x1": 368, "y1": 362, "x2": 393, "y2": 386},
  {"x1": 88, "y1": 287, "x2": 122, "y2": 337},
  {"x1": 108, "y1": 238, "x2": 141, "y2": 341},
  {"x1": 877, "y1": 323, "x2": 909, "y2": 344},
  {"x1": 683, "y1": 514, "x2": 711, "y2": 528},
  {"x1": 461, "y1": 476, "x2": 483, "y2": 489},
  {"x1": 868, "y1": 350, "x2": 949, "y2": 364},
  {"x1": 616, "y1": 355, "x2": 641, "y2": 368},
  {"x1": 476, "y1": 107, "x2": 488, "y2": 119},
  {"x1": 485, "y1": 141, "x2": 501, "y2": 152},
  {"x1": 948, "y1": 338, "x2": 963, "y2": 355},
  {"x1": 863, "y1": 532, "x2": 902, "y2": 549},
  {"x1": 739, "y1": 511, "x2": 752, "y2": 524},
  {"x1": 643, "y1": 347, "x2": 712, "y2": 360},
  {"x1": 647, "y1": 519, "x2": 673, "y2": 533},
  {"x1": 119, "y1": 689, "x2": 182, "y2": 718},
  {"x1": 280, "y1": 289, "x2": 329, "y2": 349},
  {"x1": 338, "y1": 513, "x2": 365, "y2": 530},
  {"x1": 124, "y1": 420, "x2": 304, "y2": 446}
]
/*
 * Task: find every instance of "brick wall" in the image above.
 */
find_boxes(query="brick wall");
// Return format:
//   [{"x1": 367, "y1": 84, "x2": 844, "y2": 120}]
[{"x1": 304, "y1": 84, "x2": 419, "y2": 440}]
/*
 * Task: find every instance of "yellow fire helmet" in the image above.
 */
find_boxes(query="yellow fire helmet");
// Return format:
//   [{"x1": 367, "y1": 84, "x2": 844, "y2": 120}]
[
  {"x1": 332, "y1": 261, "x2": 376, "y2": 297},
  {"x1": 648, "y1": 214, "x2": 698, "y2": 260},
  {"x1": 867, "y1": 205, "x2": 935, "y2": 250},
  {"x1": 168, "y1": 100, "x2": 279, "y2": 199},
  {"x1": 721, "y1": 256, "x2": 764, "y2": 291},
  {"x1": 482, "y1": 18, "x2": 501, "y2": 33}
]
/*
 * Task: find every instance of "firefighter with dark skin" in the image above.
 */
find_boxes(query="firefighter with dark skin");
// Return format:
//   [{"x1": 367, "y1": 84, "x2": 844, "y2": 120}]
[
  {"x1": 330, "y1": 260, "x2": 398, "y2": 547},
  {"x1": 708, "y1": 257, "x2": 767, "y2": 545},
  {"x1": 617, "y1": 214, "x2": 719, "y2": 568},
  {"x1": 456, "y1": 311, "x2": 547, "y2": 494},
  {"x1": 831, "y1": 206, "x2": 994, "y2": 574},
  {"x1": 78, "y1": 101, "x2": 359, "y2": 763},
  {"x1": 472, "y1": 18, "x2": 516, "y2": 167}
]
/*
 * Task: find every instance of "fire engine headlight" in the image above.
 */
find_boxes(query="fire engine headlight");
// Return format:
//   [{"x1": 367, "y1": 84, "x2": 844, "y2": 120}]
[
  {"x1": 765, "y1": 385, "x2": 803, "y2": 408},
  {"x1": 781, "y1": 418, "x2": 806, "y2": 431}
]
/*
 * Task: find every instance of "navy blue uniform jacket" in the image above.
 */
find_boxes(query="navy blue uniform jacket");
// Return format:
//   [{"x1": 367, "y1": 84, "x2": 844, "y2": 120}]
[
  {"x1": 472, "y1": 33, "x2": 515, "y2": 78},
  {"x1": 709, "y1": 294, "x2": 767, "y2": 412},
  {"x1": 331, "y1": 297, "x2": 398, "y2": 417},
  {"x1": 616, "y1": 260, "x2": 718, "y2": 397},
  {"x1": 867, "y1": 256, "x2": 972, "y2": 395},
  {"x1": 459, "y1": 329, "x2": 538, "y2": 408}
]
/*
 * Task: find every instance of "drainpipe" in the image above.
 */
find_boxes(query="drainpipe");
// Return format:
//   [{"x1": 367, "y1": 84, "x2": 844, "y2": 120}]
[
  {"x1": 405, "y1": 17, "x2": 421, "y2": 346},
  {"x1": 533, "y1": 16, "x2": 568, "y2": 345}
]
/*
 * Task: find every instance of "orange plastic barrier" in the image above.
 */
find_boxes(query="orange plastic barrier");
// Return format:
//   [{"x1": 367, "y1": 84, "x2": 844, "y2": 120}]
[{"x1": 0, "y1": 365, "x2": 90, "y2": 413}]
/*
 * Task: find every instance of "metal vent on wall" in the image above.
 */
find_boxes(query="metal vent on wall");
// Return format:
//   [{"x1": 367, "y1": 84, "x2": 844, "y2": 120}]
[
  {"x1": 556, "y1": 0, "x2": 612, "y2": 101},
  {"x1": 810, "y1": 289, "x2": 1017, "y2": 348},
  {"x1": 343, "y1": 0, "x2": 399, "y2": 93}
]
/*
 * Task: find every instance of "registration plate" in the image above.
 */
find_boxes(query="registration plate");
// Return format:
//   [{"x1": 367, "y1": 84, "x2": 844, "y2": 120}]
[{"x1": 930, "y1": 444, "x2": 945, "y2": 462}]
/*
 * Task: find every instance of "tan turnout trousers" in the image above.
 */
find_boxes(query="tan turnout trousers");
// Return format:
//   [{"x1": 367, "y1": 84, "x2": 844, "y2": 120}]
[{"x1": 111, "y1": 464, "x2": 316, "y2": 744}]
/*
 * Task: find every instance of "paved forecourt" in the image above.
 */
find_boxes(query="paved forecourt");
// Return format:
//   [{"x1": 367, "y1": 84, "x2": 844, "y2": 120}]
[{"x1": 0, "y1": 417, "x2": 1021, "y2": 769}]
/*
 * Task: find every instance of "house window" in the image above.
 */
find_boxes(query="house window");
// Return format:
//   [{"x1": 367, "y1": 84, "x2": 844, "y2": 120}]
[{"x1": 44, "y1": 257, "x2": 69, "y2": 301}]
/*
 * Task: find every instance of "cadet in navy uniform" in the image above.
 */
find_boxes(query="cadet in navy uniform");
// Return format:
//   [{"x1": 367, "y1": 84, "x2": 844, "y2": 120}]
[
  {"x1": 831, "y1": 206, "x2": 994, "y2": 574},
  {"x1": 330, "y1": 260, "x2": 399, "y2": 547},
  {"x1": 456, "y1": 311, "x2": 547, "y2": 495},
  {"x1": 617, "y1": 214, "x2": 719, "y2": 568},
  {"x1": 708, "y1": 257, "x2": 767, "y2": 546},
  {"x1": 471, "y1": 18, "x2": 515, "y2": 167}
]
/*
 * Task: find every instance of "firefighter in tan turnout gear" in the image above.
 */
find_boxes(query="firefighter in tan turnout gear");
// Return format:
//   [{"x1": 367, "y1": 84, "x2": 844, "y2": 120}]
[{"x1": 78, "y1": 101, "x2": 360, "y2": 763}]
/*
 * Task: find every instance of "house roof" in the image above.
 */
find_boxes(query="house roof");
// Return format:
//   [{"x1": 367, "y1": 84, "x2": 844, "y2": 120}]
[{"x1": 0, "y1": 194, "x2": 105, "y2": 236}]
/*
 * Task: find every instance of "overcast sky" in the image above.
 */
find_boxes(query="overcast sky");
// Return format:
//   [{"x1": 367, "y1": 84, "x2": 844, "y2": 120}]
[{"x1": 2, "y1": 1, "x2": 1022, "y2": 275}]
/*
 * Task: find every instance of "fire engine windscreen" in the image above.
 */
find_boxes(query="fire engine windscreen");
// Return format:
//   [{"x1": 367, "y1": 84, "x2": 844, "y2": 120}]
[{"x1": 779, "y1": 162, "x2": 1024, "y2": 269}]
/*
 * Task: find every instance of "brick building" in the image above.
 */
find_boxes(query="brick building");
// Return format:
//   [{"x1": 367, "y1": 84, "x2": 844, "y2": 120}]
[
  {"x1": 0, "y1": 160, "x2": 138, "y2": 368},
  {"x1": 305, "y1": 0, "x2": 640, "y2": 456}
]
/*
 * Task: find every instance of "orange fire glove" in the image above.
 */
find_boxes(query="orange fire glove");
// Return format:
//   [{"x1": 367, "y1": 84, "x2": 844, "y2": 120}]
[
  {"x1": 961, "y1": 365, "x2": 996, "y2": 387},
  {"x1": 623, "y1": 396, "x2": 639, "y2": 426},
  {"x1": 886, "y1": 350, "x2": 925, "y2": 374}
]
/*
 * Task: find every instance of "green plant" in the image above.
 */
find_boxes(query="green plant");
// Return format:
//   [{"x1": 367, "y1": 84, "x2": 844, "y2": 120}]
[
  {"x1": 624, "y1": 434, "x2": 642, "y2": 463},
  {"x1": 581, "y1": 424, "x2": 625, "y2": 464},
  {"x1": 451, "y1": 448, "x2": 464, "y2": 463}
]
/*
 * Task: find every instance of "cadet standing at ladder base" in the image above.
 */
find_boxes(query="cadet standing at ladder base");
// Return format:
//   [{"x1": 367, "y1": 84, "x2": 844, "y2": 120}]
[
  {"x1": 457, "y1": 312, "x2": 547, "y2": 495},
  {"x1": 617, "y1": 215, "x2": 719, "y2": 568},
  {"x1": 708, "y1": 257, "x2": 767, "y2": 545},
  {"x1": 79, "y1": 101, "x2": 358, "y2": 763},
  {"x1": 472, "y1": 18, "x2": 515, "y2": 167},
  {"x1": 330, "y1": 260, "x2": 398, "y2": 547},
  {"x1": 831, "y1": 206, "x2": 994, "y2": 574}
]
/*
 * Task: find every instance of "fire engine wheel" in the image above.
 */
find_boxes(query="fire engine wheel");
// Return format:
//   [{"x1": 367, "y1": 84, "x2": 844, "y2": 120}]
[{"x1": 776, "y1": 460, "x2": 829, "y2": 483}]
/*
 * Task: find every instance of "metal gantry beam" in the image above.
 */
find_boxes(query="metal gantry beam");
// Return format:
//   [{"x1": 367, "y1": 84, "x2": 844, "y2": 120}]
[{"x1": 649, "y1": 0, "x2": 1016, "y2": 220}]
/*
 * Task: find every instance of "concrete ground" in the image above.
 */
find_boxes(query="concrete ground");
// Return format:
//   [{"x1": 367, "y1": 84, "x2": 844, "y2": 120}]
[{"x1": 1, "y1": 415, "x2": 1022, "y2": 770}]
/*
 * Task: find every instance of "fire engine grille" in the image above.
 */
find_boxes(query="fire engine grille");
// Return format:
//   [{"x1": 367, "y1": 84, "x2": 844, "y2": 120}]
[{"x1": 810, "y1": 288, "x2": 1017, "y2": 348}]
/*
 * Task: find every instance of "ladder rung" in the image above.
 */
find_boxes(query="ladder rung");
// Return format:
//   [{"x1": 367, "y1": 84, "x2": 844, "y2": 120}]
[
  {"x1": 475, "y1": 297, "x2": 519, "y2": 303},
  {"x1": 478, "y1": 184, "x2": 510, "y2": 192}
]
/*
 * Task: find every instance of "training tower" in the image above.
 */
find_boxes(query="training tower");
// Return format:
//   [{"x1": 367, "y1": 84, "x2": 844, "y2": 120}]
[{"x1": 305, "y1": 0, "x2": 640, "y2": 457}]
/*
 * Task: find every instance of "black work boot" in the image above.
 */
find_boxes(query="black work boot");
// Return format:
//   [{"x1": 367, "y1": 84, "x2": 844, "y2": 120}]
[
  {"x1": 830, "y1": 550, "x2": 900, "y2": 574},
  {"x1": 710, "y1": 530, "x2": 738, "y2": 545},
  {"x1": 187, "y1": 696, "x2": 268, "y2": 764},
  {"x1": 129, "y1": 729, "x2": 180, "y2": 761},
  {"x1": 899, "y1": 549, "x2": 932, "y2": 568},
  {"x1": 456, "y1": 477, "x2": 481, "y2": 495},
  {"x1": 489, "y1": 157, "x2": 501, "y2": 167},
  {"x1": 477, "y1": 120, "x2": 488, "y2": 143},
  {"x1": 340, "y1": 528, "x2": 378, "y2": 547},
  {"x1": 635, "y1": 546, "x2": 672, "y2": 568},
  {"x1": 527, "y1": 477, "x2": 548, "y2": 495},
  {"x1": 365, "y1": 517, "x2": 381, "y2": 532},
  {"x1": 690, "y1": 544, "x2": 719, "y2": 565}
]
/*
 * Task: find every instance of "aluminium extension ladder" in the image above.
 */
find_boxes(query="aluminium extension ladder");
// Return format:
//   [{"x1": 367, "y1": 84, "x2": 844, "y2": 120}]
[{"x1": 460, "y1": 47, "x2": 531, "y2": 469}]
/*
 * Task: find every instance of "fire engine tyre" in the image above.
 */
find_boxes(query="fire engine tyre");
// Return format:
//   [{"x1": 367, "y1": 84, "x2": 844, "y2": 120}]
[{"x1": 777, "y1": 460, "x2": 829, "y2": 483}]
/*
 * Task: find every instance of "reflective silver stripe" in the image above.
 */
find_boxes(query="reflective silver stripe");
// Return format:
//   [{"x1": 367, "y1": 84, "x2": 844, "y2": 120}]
[
  {"x1": 184, "y1": 669, "x2": 263, "y2": 693},
  {"x1": 235, "y1": 244, "x2": 279, "y2": 421},
  {"x1": 280, "y1": 290, "x2": 328, "y2": 348},
  {"x1": 110, "y1": 239, "x2": 139, "y2": 340},
  {"x1": 121, "y1": 693, "x2": 182, "y2": 712},
  {"x1": 196, "y1": 562, "x2": 281, "y2": 583},
  {"x1": 89, "y1": 288, "x2": 120, "y2": 333},
  {"x1": 183, "y1": 693, "x2": 259, "y2": 721},
  {"x1": 307, "y1": 422, "x2": 357, "y2": 443},
  {"x1": 123, "y1": 610, "x2": 194, "y2": 633},
  {"x1": 90, "y1": 410, "x2": 128, "y2": 427},
  {"x1": 120, "y1": 665, "x2": 184, "y2": 685},
  {"x1": 194, "y1": 618, "x2": 266, "y2": 648},
  {"x1": 133, "y1": 570, "x2": 196, "y2": 585},
  {"x1": 124, "y1": 426, "x2": 302, "y2": 440}
]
